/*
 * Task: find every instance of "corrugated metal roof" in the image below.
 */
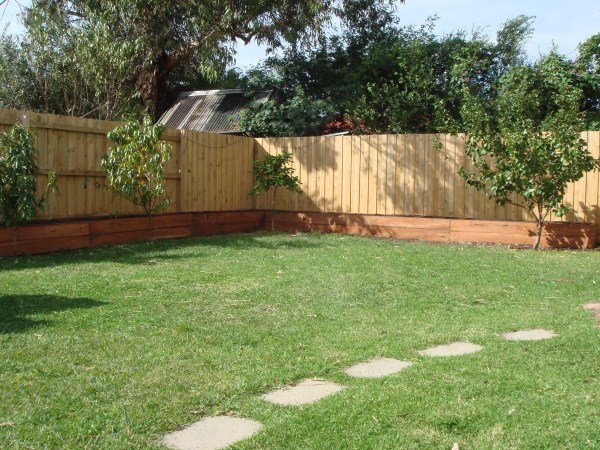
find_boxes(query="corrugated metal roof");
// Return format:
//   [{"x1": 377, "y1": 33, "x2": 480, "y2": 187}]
[{"x1": 158, "y1": 89, "x2": 271, "y2": 133}]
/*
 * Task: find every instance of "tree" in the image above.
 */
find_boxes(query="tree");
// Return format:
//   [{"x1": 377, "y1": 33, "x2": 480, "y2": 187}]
[
  {"x1": 577, "y1": 33, "x2": 600, "y2": 129},
  {"x1": 250, "y1": 152, "x2": 302, "y2": 231},
  {"x1": 101, "y1": 117, "x2": 172, "y2": 234},
  {"x1": 238, "y1": 87, "x2": 333, "y2": 137},
  {"x1": 238, "y1": 16, "x2": 536, "y2": 135},
  {"x1": 0, "y1": 34, "x2": 39, "y2": 112},
  {"x1": 0, "y1": 4, "x2": 145, "y2": 120},
  {"x1": 0, "y1": 120, "x2": 57, "y2": 255},
  {"x1": 447, "y1": 51, "x2": 600, "y2": 250},
  {"x1": 1, "y1": 0, "x2": 396, "y2": 120}
]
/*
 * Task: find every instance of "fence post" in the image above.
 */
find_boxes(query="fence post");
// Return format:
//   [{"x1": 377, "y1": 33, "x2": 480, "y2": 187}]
[
  {"x1": 177, "y1": 129, "x2": 185, "y2": 212},
  {"x1": 251, "y1": 139, "x2": 258, "y2": 210}
]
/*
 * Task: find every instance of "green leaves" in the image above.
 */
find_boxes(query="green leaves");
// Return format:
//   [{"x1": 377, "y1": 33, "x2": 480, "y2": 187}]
[
  {"x1": 452, "y1": 49, "x2": 600, "y2": 248},
  {"x1": 238, "y1": 87, "x2": 333, "y2": 137},
  {"x1": 240, "y1": 15, "x2": 538, "y2": 136},
  {"x1": 0, "y1": 124, "x2": 55, "y2": 227},
  {"x1": 0, "y1": 0, "x2": 338, "y2": 119},
  {"x1": 250, "y1": 152, "x2": 302, "y2": 200},
  {"x1": 102, "y1": 117, "x2": 172, "y2": 215}
]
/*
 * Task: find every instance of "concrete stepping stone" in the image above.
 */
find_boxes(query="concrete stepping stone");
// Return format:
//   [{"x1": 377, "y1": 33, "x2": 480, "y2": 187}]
[
  {"x1": 583, "y1": 303, "x2": 600, "y2": 328},
  {"x1": 583, "y1": 302, "x2": 600, "y2": 312},
  {"x1": 500, "y1": 329, "x2": 556, "y2": 341},
  {"x1": 343, "y1": 358, "x2": 413, "y2": 378},
  {"x1": 261, "y1": 379, "x2": 345, "y2": 406},
  {"x1": 418, "y1": 341, "x2": 483, "y2": 357},
  {"x1": 162, "y1": 416, "x2": 262, "y2": 450}
]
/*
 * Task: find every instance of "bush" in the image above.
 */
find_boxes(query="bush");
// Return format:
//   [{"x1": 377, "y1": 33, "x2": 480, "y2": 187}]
[
  {"x1": 0, "y1": 120, "x2": 56, "y2": 252},
  {"x1": 102, "y1": 116, "x2": 172, "y2": 217},
  {"x1": 250, "y1": 152, "x2": 302, "y2": 230}
]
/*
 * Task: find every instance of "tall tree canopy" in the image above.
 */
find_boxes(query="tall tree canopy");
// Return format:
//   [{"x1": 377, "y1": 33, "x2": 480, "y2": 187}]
[
  {"x1": 0, "y1": 0, "x2": 399, "y2": 120},
  {"x1": 238, "y1": 15, "x2": 536, "y2": 135},
  {"x1": 577, "y1": 33, "x2": 600, "y2": 129},
  {"x1": 237, "y1": 16, "x2": 600, "y2": 136}
]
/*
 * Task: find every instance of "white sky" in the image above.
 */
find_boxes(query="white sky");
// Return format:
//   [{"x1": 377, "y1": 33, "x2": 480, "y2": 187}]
[{"x1": 2, "y1": 0, "x2": 599, "y2": 69}]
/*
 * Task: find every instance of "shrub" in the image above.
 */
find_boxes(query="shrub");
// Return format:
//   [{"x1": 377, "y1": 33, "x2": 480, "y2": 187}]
[
  {"x1": 0, "y1": 120, "x2": 56, "y2": 253},
  {"x1": 102, "y1": 116, "x2": 172, "y2": 219},
  {"x1": 250, "y1": 152, "x2": 302, "y2": 230}
]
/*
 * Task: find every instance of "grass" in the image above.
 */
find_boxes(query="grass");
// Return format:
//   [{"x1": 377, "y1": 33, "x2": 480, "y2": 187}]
[{"x1": 1, "y1": 232, "x2": 599, "y2": 449}]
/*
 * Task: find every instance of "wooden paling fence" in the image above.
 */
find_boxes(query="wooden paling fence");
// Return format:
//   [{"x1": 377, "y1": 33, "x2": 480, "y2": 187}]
[
  {"x1": 179, "y1": 129, "x2": 254, "y2": 213},
  {"x1": 0, "y1": 109, "x2": 599, "y2": 233},
  {"x1": 255, "y1": 132, "x2": 600, "y2": 226},
  {"x1": 0, "y1": 109, "x2": 255, "y2": 219}
]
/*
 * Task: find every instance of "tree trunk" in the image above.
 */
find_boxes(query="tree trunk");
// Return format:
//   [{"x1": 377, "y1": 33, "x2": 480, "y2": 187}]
[
  {"x1": 148, "y1": 212, "x2": 153, "y2": 241},
  {"x1": 143, "y1": 53, "x2": 178, "y2": 120},
  {"x1": 533, "y1": 217, "x2": 544, "y2": 251},
  {"x1": 271, "y1": 187, "x2": 277, "y2": 232},
  {"x1": 12, "y1": 225, "x2": 17, "y2": 257}
]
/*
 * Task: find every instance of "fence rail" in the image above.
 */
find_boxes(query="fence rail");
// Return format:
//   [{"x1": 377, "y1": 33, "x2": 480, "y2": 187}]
[{"x1": 0, "y1": 109, "x2": 598, "y2": 231}]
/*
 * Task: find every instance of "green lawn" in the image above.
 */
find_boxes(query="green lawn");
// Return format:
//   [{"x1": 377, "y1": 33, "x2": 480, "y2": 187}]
[{"x1": 1, "y1": 232, "x2": 599, "y2": 449}]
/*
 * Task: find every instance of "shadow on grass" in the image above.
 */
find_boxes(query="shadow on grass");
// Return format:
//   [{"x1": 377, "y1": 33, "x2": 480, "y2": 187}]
[
  {"x1": 0, "y1": 295, "x2": 106, "y2": 333},
  {"x1": 0, "y1": 232, "x2": 321, "y2": 272}
]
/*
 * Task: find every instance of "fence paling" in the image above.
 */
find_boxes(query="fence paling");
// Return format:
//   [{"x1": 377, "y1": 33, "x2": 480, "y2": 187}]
[
  {"x1": 0, "y1": 109, "x2": 597, "y2": 232},
  {"x1": 0, "y1": 109, "x2": 255, "y2": 219},
  {"x1": 257, "y1": 132, "x2": 600, "y2": 229}
]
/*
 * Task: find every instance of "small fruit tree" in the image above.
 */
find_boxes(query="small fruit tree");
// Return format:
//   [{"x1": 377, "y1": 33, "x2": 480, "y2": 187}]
[
  {"x1": 250, "y1": 152, "x2": 302, "y2": 231},
  {"x1": 102, "y1": 116, "x2": 172, "y2": 233},
  {"x1": 0, "y1": 120, "x2": 57, "y2": 254},
  {"x1": 446, "y1": 51, "x2": 599, "y2": 250}
]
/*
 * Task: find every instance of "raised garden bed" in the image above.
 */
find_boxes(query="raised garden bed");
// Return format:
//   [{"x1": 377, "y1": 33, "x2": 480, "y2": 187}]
[
  {"x1": 0, "y1": 211, "x2": 265, "y2": 256},
  {"x1": 0, "y1": 210, "x2": 596, "y2": 256},
  {"x1": 265, "y1": 212, "x2": 598, "y2": 249}
]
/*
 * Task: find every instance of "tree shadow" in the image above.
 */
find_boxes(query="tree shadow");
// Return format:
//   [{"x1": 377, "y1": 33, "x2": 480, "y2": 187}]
[
  {"x1": 541, "y1": 203, "x2": 599, "y2": 249},
  {"x1": 575, "y1": 202, "x2": 600, "y2": 227},
  {"x1": 0, "y1": 295, "x2": 106, "y2": 334},
  {"x1": 254, "y1": 133, "x2": 447, "y2": 218},
  {"x1": 254, "y1": 137, "x2": 334, "y2": 213},
  {"x1": 0, "y1": 232, "x2": 323, "y2": 272}
]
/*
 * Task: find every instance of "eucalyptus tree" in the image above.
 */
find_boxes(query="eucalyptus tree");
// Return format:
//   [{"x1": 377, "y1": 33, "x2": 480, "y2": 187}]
[{"x1": 8, "y1": 0, "x2": 397, "y2": 119}]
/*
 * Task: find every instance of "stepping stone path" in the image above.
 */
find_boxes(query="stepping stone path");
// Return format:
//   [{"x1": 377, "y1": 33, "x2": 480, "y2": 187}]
[
  {"x1": 162, "y1": 416, "x2": 262, "y2": 450},
  {"x1": 583, "y1": 303, "x2": 600, "y2": 328},
  {"x1": 500, "y1": 329, "x2": 556, "y2": 341},
  {"x1": 161, "y1": 325, "x2": 567, "y2": 447},
  {"x1": 418, "y1": 341, "x2": 483, "y2": 357},
  {"x1": 261, "y1": 378, "x2": 345, "y2": 406},
  {"x1": 344, "y1": 358, "x2": 412, "y2": 378}
]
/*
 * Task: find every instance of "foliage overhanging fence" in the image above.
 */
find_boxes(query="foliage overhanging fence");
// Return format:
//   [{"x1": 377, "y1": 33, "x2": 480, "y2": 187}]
[{"x1": 1, "y1": 109, "x2": 599, "y2": 237}]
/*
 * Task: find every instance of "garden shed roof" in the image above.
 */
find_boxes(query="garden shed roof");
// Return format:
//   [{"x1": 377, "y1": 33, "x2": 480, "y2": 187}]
[{"x1": 158, "y1": 89, "x2": 271, "y2": 133}]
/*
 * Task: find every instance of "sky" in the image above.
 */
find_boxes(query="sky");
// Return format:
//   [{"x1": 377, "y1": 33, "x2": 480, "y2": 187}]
[{"x1": 2, "y1": 0, "x2": 599, "y2": 70}]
